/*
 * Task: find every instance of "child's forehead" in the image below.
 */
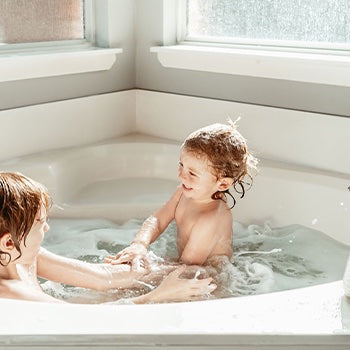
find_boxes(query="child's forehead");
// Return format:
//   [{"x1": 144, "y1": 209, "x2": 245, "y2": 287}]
[
  {"x1": 36, "y1": 202, "x2": 47, "y2": 219},
  {"x1": 180, "y1": 148, "x2": 212, "y2": 168}
]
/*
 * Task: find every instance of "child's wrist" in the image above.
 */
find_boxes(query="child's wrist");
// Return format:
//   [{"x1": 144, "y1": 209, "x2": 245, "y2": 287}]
[{"x1": 131, "y1": 240, "x2": 148, "y2": 248}]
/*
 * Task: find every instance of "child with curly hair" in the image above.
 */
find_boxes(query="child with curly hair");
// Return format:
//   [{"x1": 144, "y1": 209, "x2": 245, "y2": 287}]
[
  {"x1": 0, "y1": 172, "x2": 215, "y2": 303},
  {"x1": 106, "y1": 119, "x2": 257, "y2": 268}
]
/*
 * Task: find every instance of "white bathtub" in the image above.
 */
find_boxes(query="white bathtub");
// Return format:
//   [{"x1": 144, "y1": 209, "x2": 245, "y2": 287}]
[{"x1": 0, "y1": 134, "x2": 349, "y2": 350}]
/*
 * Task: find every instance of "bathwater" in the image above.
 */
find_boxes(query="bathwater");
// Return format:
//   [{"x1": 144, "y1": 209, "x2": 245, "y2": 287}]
[{"x1": 41, "y1": 218, "x2": 349, "y2": 303}]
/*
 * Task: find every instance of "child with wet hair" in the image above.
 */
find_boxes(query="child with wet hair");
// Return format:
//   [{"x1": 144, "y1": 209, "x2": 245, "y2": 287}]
[
  {"x1": 106, "y1": 119, "x2": 257, "y2": 268},
  {"x1": 0, "y1": 172, "x2": 215, "y2": 303}
]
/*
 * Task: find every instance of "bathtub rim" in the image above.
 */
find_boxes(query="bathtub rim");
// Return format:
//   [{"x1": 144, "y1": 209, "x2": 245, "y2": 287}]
[{"x1": 0, "y1": 280, "x2": 348, "y2": 342}]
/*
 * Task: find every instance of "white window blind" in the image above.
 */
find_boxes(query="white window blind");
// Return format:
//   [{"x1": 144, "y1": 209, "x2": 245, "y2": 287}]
[
  {"x1": 0, "y1": 0, "x2": 84, "y2": 44},
  {"x1": 186, "y1": 0, "x2": 350, "y2": 50}
]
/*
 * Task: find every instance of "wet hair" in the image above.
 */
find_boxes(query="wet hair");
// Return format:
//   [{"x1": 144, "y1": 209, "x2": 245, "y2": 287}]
[
  {"x1": 182, "y1": 119, "x2": 258, "y2": 208},
  {"x1": 0, "y1": 172, "x2": 51, "y2": 266}
]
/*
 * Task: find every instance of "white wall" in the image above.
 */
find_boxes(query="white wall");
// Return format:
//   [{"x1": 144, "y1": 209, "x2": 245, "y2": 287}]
[
  {"x1": 0, "y1": 0, "x2": 136, "y2": 110},
  {"x1": 1, "y1": 89, "x2": 349, "y2": 175},
  {"x1": 136, "y1": 90, "x2": 350, "y2": 175},
  {"x1": 1, "y1": 0, "x2": 349, "y2": 118},
  {"x1": 0, "y1": 90, "x2": 136, "y2": 162}
]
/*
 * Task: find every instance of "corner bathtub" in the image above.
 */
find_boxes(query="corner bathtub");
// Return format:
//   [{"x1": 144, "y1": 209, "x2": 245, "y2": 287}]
[{"x1": 0, "y1": 134, "x2": 349, "y2": 350}]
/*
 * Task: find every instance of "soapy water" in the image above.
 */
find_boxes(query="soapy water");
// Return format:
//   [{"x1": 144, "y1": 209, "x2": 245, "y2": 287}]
[{"x1": 41, "y1": 218, "x2": 349, "y2": 303}]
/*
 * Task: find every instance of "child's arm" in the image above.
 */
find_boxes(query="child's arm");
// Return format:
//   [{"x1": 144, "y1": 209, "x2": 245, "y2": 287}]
[
  {"x1": 131, "y1": 265, "x2": 216, "y2": 304},
  {"x1": 37, "y1": 249, "x2": 216, "y2": 303},
  {"x1": 37, "y1": 248, "x2": 143, "y2": 291},
  {"x1": 105, "y1": 186, "x2": 183, "y2": 269}
]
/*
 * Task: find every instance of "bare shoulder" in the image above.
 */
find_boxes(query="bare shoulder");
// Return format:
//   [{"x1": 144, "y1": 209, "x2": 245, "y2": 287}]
[
  {"x1": 194, "y1": 201, "x2": 232, "y2": 233},
  {"x1": 0, "y1": 276, "x2": 60, "y2": 302},
  {"x1": 206, "y1": 201, "x2": 232, "y2": 224},
  {"x1": 0, "y1": 278, "x2": 36, "y2": 300},
  {"x1": 0, "y1": 278, "x2": 13, "y2": 298}
]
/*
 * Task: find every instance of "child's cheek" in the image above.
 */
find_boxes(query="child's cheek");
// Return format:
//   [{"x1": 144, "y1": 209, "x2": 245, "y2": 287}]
[{"x1": 191, "y1": 177, "x2": 198, "y2": 186}]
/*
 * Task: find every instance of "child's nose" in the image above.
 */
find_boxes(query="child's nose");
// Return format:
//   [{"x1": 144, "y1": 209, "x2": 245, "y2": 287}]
[{"x1": 178, "y1": 169, "x2": 186, "y2": 180}]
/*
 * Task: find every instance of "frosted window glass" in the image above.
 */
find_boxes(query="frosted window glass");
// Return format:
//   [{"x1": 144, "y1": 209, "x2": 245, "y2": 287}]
[
  {"x1": 187, "y1": 0, "x2": 350, "y2": 45},
  {"x1": 0, "y1": 0, "x2": 84, "y2": 44}
]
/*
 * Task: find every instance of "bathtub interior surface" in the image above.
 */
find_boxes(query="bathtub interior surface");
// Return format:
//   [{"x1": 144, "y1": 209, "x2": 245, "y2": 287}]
[
  {"x1": 0, "y1": 134, "x2": 349, "y2": 345},
  {"x1": 1, "y1": 133, "x2": 349, "y2": 244},
  {"x1": 69, "y1": 177, "x2": 177, "y2": 205}
]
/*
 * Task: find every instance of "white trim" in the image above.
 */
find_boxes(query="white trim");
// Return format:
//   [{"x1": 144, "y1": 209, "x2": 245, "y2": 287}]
[
  {"x1": 176, "y1": 0, "x2": 187, "y2": 42},
  {"x1": 84, "y1": 0, "x2": 96, "y2": 44},
  {"x1": 185, "y1": 35, "x2": 350, "y2": 52},
  {"x1": 0, "y1": 46, "x2": 122, "y2": 82},
  {"x1": 151, "y1": 44, "x2": 350, "y2": 86},
  {"x1": 0, "y1": 0, "x2": 125, "y2": 82},
  {"x1": 162, "y1": 0, "x2": 178, "y2": 45}
]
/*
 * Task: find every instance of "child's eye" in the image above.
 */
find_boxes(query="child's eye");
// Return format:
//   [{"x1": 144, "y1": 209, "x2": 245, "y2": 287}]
[
  {"x1": 189, "y1": 172, "x2": 197, "y2": 177},
  {"x1": 178, "y1": 162, "x2": 183, "y2": 167}
]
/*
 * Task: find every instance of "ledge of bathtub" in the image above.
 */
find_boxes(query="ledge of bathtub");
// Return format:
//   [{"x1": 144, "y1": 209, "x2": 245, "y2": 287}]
[{"x1": 0, "y1": 280, "x2": 349, "y2": 347}]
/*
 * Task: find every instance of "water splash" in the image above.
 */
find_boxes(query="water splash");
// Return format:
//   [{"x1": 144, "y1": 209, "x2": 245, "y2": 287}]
[{"x1": 41, "y1": 218, "x2": 349, "y2": 303}]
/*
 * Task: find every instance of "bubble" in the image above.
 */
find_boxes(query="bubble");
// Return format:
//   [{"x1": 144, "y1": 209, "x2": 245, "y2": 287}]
[{"x1": 41, "y1": 218, "x2": 350, "y2": 303}]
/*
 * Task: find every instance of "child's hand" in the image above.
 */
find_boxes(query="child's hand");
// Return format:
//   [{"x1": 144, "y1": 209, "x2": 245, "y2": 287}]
[
  {"x1": 147, "y1": 265, "x2": 216, "y2": 303},
  {"x1": 104, "y1": 243, "x2": 149, "y2": 272},
  {"x1": 177, "y1": 265, "x2": 210, "y2": 279}
]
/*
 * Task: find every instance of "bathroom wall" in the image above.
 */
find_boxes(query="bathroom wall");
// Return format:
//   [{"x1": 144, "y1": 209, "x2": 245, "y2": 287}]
[
  {"x1": 2, "y1": 88, "x2": 349, "y2": 174},
  {"x1": 0, "y1": 91, "x2": 135, "y2": 162},
  {"x1": 136, "y1": 90, "x2": 350, "y2": 175},
  {"x1": 0, "y1": 0, "x2": 135, "y2": 110},
  {"x1": 135, "y1": 0, "x2": 350, "y2": 117},
  {"x1": 2, "y1": 0, "x2": 349, "y2": 117}
]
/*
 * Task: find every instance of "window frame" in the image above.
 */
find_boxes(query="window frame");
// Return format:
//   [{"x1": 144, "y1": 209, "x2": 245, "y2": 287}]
[
  {"x1": 0, "y1": 0, "x2": 121, "y2": 82},
  {"x1": 150, "y1": 0, "x2": 350, "y2": 87}
]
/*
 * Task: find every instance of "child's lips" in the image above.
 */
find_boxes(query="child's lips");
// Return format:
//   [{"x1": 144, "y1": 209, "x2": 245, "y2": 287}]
[{"x1": 182, "y1": 184, "x2": 193, "y2": 191}]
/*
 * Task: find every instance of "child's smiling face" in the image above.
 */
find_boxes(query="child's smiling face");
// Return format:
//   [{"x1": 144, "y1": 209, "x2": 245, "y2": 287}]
[{"x1": 178, "y1": 148, "x2": 220, "y2": 202}]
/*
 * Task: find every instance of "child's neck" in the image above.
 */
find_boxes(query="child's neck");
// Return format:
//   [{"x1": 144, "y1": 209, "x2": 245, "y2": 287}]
[
  {"x1": 0, "y1": 263, "x2": 19, "y2": 280},
  {"x1": 190, "y1": 196, "x2": 218, "y2": 208}
]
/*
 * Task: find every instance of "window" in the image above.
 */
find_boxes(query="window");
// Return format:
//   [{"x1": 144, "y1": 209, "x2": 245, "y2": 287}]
[
  {"x1": 0, "y1": 0, "x2": 121, "y2": 82},
  {"x1": 184, "y1": 0, "x2": 350, "y2": 50},
  {"x1": 151, "y1": 0, "x2": 350, "y2": 86},
  {"x1": 0, "y1": 0, "x2": 86, "y2": 46}
]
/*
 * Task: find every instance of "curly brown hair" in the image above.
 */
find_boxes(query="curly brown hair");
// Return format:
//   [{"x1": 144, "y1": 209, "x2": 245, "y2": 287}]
[
  {"x1": 182, "y1": 119, "x2": 258, "y2": 207},
  {"x1": 0, "y1": 172, "x2": 51, "y2": 266}
]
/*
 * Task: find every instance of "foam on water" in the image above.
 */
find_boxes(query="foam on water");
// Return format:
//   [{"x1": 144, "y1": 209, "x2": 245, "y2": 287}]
[{"x1": 41, "y1": 218, "x2": 349, "y2": 303}]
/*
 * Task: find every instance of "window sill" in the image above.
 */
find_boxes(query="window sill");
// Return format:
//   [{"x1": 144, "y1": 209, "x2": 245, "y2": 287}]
[
  {"x1": 150, "y1": 45, "x2": 350, "y2": 86},
  {"x1": 0, "y1": 46, "x2": 122, "y2": 82}
]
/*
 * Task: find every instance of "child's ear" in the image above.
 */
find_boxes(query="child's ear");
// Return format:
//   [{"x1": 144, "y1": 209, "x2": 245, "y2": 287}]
[
  {"x1": 217, "y1": 177, "x2": 234, "y2": 191},
  {"x1": 0, "y1": 233, "x2": 15, "y2": 252}
]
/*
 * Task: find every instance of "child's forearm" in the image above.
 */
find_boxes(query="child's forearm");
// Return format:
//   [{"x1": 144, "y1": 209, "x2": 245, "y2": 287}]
[
  {"x1": 38, "y1": 249, "x2": 142, "y2": 292},
  {"x1": 130, "y1": 289, "x2": 160, "y2": 304},
  {"x1": 131, "y1": 215, "x2": 160, "y2": 248},
  {"x1": 95, "y1": 264, "x2": 144, "y2": 291}
]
